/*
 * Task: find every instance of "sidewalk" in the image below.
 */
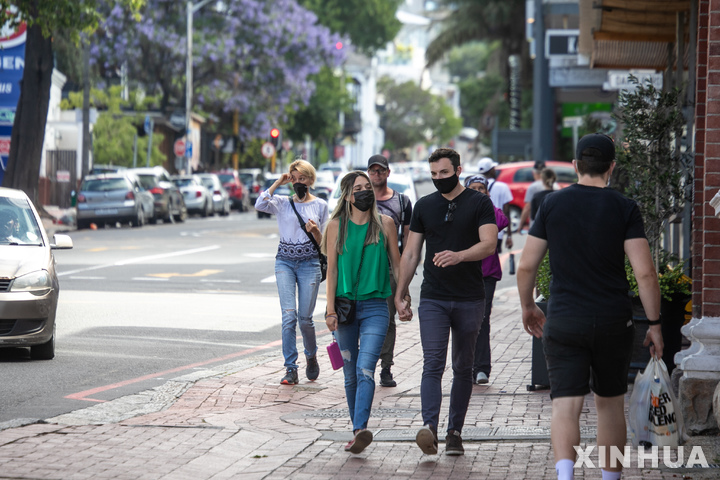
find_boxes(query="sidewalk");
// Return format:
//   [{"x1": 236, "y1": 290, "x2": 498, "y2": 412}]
[{"x1": 0, "y1": 288, "x2": 717, "y2": 479}]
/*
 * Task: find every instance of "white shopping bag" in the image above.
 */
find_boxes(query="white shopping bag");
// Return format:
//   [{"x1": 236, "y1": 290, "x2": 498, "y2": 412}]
[{"x1": 628, "y1": 357, "x2": 685, "y2": 447}]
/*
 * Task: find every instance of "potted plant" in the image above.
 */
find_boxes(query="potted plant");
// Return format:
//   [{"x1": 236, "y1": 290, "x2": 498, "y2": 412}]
[{"x1": 613, "y1": 75, "x2": 692, "y2": 373}]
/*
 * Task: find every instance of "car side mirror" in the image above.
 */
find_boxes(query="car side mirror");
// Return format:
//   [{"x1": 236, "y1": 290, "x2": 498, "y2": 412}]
[{"x1": 51, "y1": 234, "x2": 74, "y2": 250}]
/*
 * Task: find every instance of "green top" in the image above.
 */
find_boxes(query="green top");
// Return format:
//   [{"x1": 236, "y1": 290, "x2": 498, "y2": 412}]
[{"x1": 336, "y1": 219, "x2": 391, "y2": 301}]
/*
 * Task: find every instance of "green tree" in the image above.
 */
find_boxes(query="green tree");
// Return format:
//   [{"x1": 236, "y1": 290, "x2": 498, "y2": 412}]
[
  {"x1": 446, "y1": 41, "x2": 497, "y2": 81},
  {"x1": 297, "y1": 0, "x2": 402, "y2": 55},
  {"x1": 377, "y1": 77, "x2": 462, "y2": 153},
  {"x1": 62, "y1": 86, "x2": 165, "y2": 168},
  {"x1": 0, "y1": 0, "x2": 143, "y2": 202}
]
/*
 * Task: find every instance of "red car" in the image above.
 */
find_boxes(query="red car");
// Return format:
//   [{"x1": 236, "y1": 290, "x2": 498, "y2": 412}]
[
  {"x1": 214, "y1": 170, "x2": 250, "y2": 211},
  {"x1": 494, "y1": 160, "x2": 577, "y2": 232}
]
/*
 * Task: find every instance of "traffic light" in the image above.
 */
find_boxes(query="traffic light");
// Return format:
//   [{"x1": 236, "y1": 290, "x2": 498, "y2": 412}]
[{"x1": 269, "y1": 127, "x2": 281, "y2": 149}]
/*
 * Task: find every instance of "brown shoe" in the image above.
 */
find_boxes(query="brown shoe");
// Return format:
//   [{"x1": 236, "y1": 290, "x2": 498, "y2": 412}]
[{"x1": 416, "y1": 424, "x2": 438, "y2": 455}]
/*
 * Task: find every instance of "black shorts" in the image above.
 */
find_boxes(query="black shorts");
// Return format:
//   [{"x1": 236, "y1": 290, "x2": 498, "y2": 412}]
[{"x1": 542, "y1": 316, "x2": 635, "y2": 399}]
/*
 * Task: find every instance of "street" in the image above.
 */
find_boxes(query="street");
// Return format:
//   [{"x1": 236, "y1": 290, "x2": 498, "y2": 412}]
[
  {"x1": 0, "y1": 181, "x2": 524, "y2": 427},
  {"x1": 0, "y1": 211, "x2": 326, "y2": 423}
]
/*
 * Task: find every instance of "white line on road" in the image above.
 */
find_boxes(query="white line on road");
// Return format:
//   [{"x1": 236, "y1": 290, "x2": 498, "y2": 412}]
[
  {"x1": 260, "y1": 275, "x2": 276, "y2": 283},
  {"x1": 69, "y1": 276, "x2": 106, "y2": 280},
  {"x1": 132, "y1": 277, "x2": 169, "y2": 281},
  {"x1": 58, "y1": 245, "x2": 222, "y2": 276}
]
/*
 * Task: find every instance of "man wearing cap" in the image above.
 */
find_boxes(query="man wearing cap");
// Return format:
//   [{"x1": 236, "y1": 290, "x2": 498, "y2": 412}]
[
  {"x1": 367, "y1": 154, "x2": 413, "y2": 388},
  {"x1": 517, "y1": 133, "x2": 663, "y2": 480},
  {"x1": 518, "y1": 161, "x2": 549, "y2": 231},
  {"x1": 477, "y1": 158, "x2": 513, "y2": 252}
]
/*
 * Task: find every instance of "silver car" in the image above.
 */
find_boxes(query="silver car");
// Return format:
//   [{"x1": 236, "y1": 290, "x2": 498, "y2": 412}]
[
  {"x1": 196, "y1": 173, "x2": 231, "y2": 216},
  {"x1": 171, "y1": 175, "x2": 213, "y2": 217},
  {"x1": 0, "y1": 187, "x2": 73, "y2": 360},
  {"x1": 76, "y1": 172, "x2": 155, "y2": 229}
]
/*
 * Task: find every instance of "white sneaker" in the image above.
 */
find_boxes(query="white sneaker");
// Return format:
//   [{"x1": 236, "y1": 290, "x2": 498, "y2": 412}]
[{"x1": 475, "y1": 372, "x2": 489, "y2": 384}]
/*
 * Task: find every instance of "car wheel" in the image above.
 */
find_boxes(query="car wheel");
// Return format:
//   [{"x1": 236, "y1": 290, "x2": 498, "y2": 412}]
[
  {"x1": 31, "y1": 334, "x2": 55, "y2": 360},
  {"x1": 77, "y1": 219, "x2": 89, "y2": 230},
  {"x1": 223, "y1": 201, "x2": 231, "y2": 216},
  {"x1": 508, "y1": 206, "x2": 521, "y2": 233},
  {"x1": 202, "y1": 200, "x2": 210, "y2": 218},
  {"x1": 174, "y1": 202, "x2": 187, "y2": 223},
  {"x1": 132, "y1": 208, "x2": 145, "y2": 228}
]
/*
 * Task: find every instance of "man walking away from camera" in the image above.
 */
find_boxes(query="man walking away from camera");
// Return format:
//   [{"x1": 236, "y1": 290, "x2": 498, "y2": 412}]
[{"x1": 517, "y1": 133, "x2": 663, "y2": 480}]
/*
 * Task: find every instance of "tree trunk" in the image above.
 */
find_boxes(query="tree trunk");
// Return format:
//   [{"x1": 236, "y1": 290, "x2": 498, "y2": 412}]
[{"x1": 1, "y1": 19, "x2": 53, "y2": 205}]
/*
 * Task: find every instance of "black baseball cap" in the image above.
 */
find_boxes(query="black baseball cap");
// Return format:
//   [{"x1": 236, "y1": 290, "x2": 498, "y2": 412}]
[
  {"x1": 367, "y1": 154, "x2": 389, "y2": 169},
  {"x1": 576, "y1": 133, "x2": 615, "y2": 162},
  {"x1": 533, "y1": 161, "x2": 546, "y2": 170}
]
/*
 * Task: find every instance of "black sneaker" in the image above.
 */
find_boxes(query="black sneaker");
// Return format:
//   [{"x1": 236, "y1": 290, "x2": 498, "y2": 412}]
[
  {"x1": 415, "y1": 424, "x2": 438, "y2": 455},
  {"x1": 379, "y1": 367, "x2": 397, "y2": 387},
  {"x1": 306, "y1": 355, "x2": 320, "y2": 381},
  {"x1": 445, "y1": 430, "x2": 464, "y2": 456},
  {"x1": 280, "y1": 368, "x2": 298, "y2": 385}
]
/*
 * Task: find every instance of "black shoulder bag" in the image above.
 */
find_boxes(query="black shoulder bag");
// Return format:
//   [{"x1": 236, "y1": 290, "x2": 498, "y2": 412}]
[
  {"x1": 334, "y1": 243, "x2": 367, "y2": 325},
  {"x1": 289, "y1": 199, "x2": 327, "y2": 282}
]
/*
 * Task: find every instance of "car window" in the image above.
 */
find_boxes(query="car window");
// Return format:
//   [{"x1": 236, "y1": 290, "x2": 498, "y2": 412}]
[
  {"x1": 82, "y1": 178, "x2": 131, "y2": 192},
  {"x1": 0, "y1": 198, "x2": 43, "y2": 245},
  {"x1": 200, "y1": 177, "x2": 214, "y2": 189},
  {"x1": 239, "y1": 173, "x2": 253, "y2": 185},
  {"x1": 217, "y1": 174, "x2": 233, "y2": 184},
  {"x1": 555, "y1": 166, "x2": 578, "y2": 183},
  {"x1": 513, "y1": 168, "x2": 535, "y2": 182},
  {"x1": 135, "y1": 174, "x2": 158, "y2": 190},
  {"x1": 173, "y1": 178, "x2": 195, "y2": 187}
]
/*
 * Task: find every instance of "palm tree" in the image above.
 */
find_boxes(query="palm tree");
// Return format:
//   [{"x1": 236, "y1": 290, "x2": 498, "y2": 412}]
[{"x1": 425, "y1": 0, "x2": 528, "y2": 85}]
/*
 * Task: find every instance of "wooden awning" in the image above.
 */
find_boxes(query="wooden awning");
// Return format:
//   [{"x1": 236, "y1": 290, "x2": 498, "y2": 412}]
[{"x1": 579, "y1": 0, "x2": 690, "y2": 69}]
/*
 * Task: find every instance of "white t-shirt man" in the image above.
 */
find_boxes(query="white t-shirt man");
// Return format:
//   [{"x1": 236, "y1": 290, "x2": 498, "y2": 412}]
[{"x1": 486, "y1": 178, "x2": 513, "y2": 241}]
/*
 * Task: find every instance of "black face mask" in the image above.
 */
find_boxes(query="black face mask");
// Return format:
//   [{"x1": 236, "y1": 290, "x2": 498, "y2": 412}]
[
  {"x1": 352, "y1": 190, "x2": 374, "y2": 212},
  {"x1": 433, "y1": 173, "x2": 459, "y2": 194},
  {"x1": 293, "y1": 182, "x2": 308, "y2": 199}
]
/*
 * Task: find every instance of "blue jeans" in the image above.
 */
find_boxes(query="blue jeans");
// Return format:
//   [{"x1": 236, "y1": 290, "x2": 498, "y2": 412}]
[
  {"x1": 275, "y1": 257, "x2": 321, "y2": 370},
  {"x1": 417, "y1": 298, "x2": 484, "y2": 433},
  {"x1": 334, "y1": 298, "x2": 389, "y2": 431}
]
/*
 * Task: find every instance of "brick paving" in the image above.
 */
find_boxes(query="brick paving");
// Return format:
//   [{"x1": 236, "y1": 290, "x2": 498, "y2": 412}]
[{"x1": 0, "y1": 287, "x2": 717, "y2": 479}]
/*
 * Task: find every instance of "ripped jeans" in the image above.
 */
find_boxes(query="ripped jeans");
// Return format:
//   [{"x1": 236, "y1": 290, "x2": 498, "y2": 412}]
[
  {"x1": 275, "y1": 257, "x2": 321, "y2": 371},
  {"x1": 334, "y1": 298, "x2": 389, "y2": 431}
]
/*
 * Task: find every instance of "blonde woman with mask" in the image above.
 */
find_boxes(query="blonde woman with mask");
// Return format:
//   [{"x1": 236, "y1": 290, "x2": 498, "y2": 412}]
[
  {"x1": 322, "y1": 171, "x2": 405, "y2": 454},
  {"x1": 255, "y1": 159, "x2": 329, "y2": 386}
]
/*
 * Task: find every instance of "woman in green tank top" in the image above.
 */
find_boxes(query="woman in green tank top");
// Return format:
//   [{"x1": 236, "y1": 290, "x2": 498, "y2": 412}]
[{"x1": 321, "y1": 171, "x2": 403, "y2": 454}]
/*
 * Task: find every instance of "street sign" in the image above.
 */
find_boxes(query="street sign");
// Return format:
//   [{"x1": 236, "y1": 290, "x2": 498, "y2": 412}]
[
  {"x1": 144, "y1": 115, "x2": 152, "y2": 135},
  {"x1": 185, "y1": 141, "x2": 193, "y2": 158},
  {"x1": 545, "y1": 29, "x2": 579, "y2": 59},
  {"x1": 173, "y1": 139, "x2": 186, "y2": 157},
  {"x1": 261, "y1": 141, "x2": 275, "y2": 158}
]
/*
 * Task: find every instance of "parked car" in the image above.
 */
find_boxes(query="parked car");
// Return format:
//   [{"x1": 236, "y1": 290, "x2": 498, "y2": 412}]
[
  {"x1": 214, "y1": 169, "x2": 250, "y2": 211},
  {"x1": 76, "y1": 172, "x2": 155, "y2": 229},
  {"x1": 0, "y1": 187, "x2": 73, "y2": 359},
  {"x1": 488, "y1": 160, "x2": 577, "y2": 232},
  {"x1": 196, "y1": 173, "x2": 231, "y2": 216},
  {"x1": 89, "y1": 164, "x2": 127, "y2": 175},
  {"x1": 319, "y1": 162, "x2": 347, "y2": 181},
  {"x1": 171, "y1": 175, "x2": 214, "y2": 217},
  {"x1": 327, "y1": 170, "x2": 418, "y2": 214},
  {"x1": 130, "y1": 166, "x2": 187, "y2": 224},
  {"x1": 238, "y1": 168, "x2": 266, "y2": 206},
  {"x1": 256, "y1": 175, "x2": 291, "y2": 219},
  {"x1": 312, "y1": 170, "x2": 336, "y2": 200}
]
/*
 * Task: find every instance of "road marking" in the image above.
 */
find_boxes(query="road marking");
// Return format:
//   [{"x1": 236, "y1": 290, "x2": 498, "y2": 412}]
[
  {"x1": 69, "y1": 276, "x2": 106, "y2": 280},
  {"x1": 244, "y1": 253, "x2": 275, "y2": 258},
  {"x1": 63, "y1": 331, "x2": 328, "y2": 403},
  {"x1": 200, "y1": 279, "x2": 241, "y2": 283},
  {"x1": 132, "y1": 277, "x2": 169, "y2": 281},
  {"x1": 148, "y1": 269, "x2": 223, "y2": 279},
  {"x1": 58, "y1": 245, "x2": 221, "y2": 276},
  {"x1": 261, "y1": 275, "x2": 276, "y2": 283}
]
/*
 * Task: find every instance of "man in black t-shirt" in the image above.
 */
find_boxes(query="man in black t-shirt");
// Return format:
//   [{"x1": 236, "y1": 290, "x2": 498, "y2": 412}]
[
  {"x1": 367, "y1": 154, "x2": 413, "y2": 388},
  {"x1": 517, "y1": 134, "x2": 664, "y2": 480},
  {"x1": 395, "y1": 148, "x2": 498, "y2": 456}
]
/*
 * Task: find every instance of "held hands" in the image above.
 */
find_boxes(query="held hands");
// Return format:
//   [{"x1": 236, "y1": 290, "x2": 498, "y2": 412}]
[
  {"x1": 644, "y1": 325, "x2": 664, "y2": 360},
  {"x1": 522, "y1": 304, "x2": 546, "y2": 338},
  {"x1": 394, "y1": 293, "x2": 413, "y2": 322},
  {"x1": 433, "y1": 250, "x2": 461, "y2": 268}
]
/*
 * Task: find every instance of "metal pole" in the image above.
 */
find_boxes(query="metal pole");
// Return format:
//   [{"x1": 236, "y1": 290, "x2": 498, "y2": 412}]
[
  {"x1": 132, "y1": 133, "x2": 138, "y2": 168},
  {"x1": 146, "y1": 119, "x2": 154, "y2": 167},
  {"x1": 186, "y1": 1, "x2": 193, "y2": 175}
]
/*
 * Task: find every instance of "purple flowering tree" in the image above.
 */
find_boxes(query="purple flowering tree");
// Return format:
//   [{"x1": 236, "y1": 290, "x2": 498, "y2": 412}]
[{"x1": 92, "y1": 0, "x2": 346, "y2": 139}]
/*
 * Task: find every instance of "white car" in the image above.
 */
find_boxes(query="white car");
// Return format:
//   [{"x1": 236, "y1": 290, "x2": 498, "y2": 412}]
[
  {"x1": 328, "y1": 171, "x2": 418, "y2": 214},
  {"x1": 171, "y1": 175, "x2": 213, "y2": 217},
  {"x1": 0, "y1": 187, "x2": 73, "y2": 360},
  {"x1": 195, "y1": 173, "x2": 231, "y2": 216}
]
